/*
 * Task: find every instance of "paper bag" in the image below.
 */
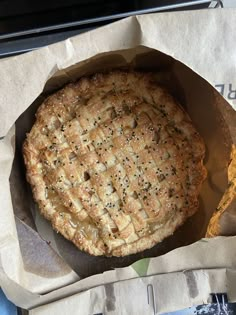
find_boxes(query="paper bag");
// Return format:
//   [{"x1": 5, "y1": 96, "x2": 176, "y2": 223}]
[{"x1": 0, "y1": 8, "x2": 236, "y2": 313}]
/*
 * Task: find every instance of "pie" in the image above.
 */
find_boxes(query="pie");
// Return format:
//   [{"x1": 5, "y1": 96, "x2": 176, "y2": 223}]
[{"x1": 23, "y1": 71, "x2": 206, "y2": 256}]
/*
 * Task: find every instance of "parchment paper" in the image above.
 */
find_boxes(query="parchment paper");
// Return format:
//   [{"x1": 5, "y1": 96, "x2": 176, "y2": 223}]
[
  {"x1": 0, "y1": 7, "x2": 236, "y2": 313},
  {"x1": 11, "y1": 47, "x2": 234, "y2": 279}
]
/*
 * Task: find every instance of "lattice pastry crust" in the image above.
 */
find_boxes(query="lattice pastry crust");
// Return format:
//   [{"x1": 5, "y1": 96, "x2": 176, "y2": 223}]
[{"x1": 23, "y1": 71, "x2": 206, "y2": 256}]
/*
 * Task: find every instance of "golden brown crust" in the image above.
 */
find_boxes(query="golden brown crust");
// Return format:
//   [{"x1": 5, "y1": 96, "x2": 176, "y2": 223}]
[{"x1": 23, "y1": 71, "x2": 206, "y2": 257}]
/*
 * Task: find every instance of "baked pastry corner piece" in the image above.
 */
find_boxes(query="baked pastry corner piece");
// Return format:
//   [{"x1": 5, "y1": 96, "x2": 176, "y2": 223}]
[{"x1": 23, "y1": 71, "x2": 207, "y2": 257}]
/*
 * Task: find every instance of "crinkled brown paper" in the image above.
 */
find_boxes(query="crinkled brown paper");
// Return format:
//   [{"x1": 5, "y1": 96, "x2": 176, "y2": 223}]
[{"x1": 0, "y1": 8, "x2": 236, "y2": 314}]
